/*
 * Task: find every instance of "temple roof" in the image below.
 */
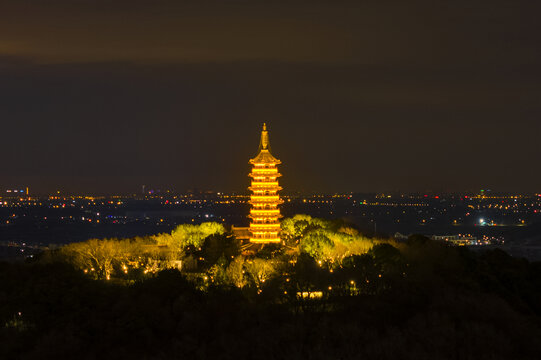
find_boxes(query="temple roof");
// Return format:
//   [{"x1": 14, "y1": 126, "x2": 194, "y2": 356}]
[{"x1": 250, "y1": 123, "x2": 281, "y2": 164}]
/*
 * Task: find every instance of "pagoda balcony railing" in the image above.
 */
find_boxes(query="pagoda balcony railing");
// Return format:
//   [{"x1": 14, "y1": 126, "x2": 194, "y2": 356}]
[
  {"x1": 249, "y1": 216, "x2": 283, "y2": 222},
  {"x1": 250, "y1": 226, "x2": 281, "y2": 230},
  {"x1": 251, "y1": 161, "x2": 281, "y2": 166},
  {"x1": 250, "y1": 173, "x2": 280, "y2": 178},
  {"x1": 249, "y1": 180, "x2": 281, "y2": 185},
  {"x1": 250, "y1": 209, "x2": 281, "y2": 214},
  {"x1": 251, "y1": 204, "x2": 280, "y2": 210},
  {"x1": 251, "y1": 226, "x2": 279, "y2": 230},
  {"x1": 250, "y1": 232, "x2": 280, "y2": 239},
  {"x1": 248, "y1": 196, "x2": 284, "y2": 205},
  {"x1": 248, "y1": 186, "x2": 282, "y2": 192},
  {"x1": 250, "y1": 168, "x2": 279, "y2": 173},
  {"x1": 250, "y1": 218, "x2": 280, "y2": 228},
  {"x1": 251, "y1": 192, "x2": 280, "y2": 197},
  {"x1": 248, "y1": 173, "x2": 282, "y2": 178},
  {"x1": 249, "y1": 182, "x2": 281, "y2": 187},
  {"x1": 248, "y1": 202, "x2": 283, "y2": 207},
  {"x1": 250, "y1": 229, "x2": 281, "y2": 233},
  {"x1": 250, "y1": 232, "x2": 281, "y2": 239}
]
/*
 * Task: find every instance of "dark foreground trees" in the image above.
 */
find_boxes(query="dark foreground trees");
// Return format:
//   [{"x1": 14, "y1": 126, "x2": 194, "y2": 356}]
[{"x1": 2, "y1": 234, "x2": 541, "y2": 360}]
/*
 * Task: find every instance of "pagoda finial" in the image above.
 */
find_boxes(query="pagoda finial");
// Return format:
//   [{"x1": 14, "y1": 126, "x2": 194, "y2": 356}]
[
  {"x1": 251, "y1": 123, "x2": 280, "y2": 164},
  {"x1": 259, "y1": 123, "x2": 270, "y2": 151}
]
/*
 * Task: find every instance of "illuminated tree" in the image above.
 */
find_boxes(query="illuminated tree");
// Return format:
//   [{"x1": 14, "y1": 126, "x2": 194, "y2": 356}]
[
  {"x1": 153, "y1": 222, "x2": 225, "y2": 254},
  {"x1": 297, "y1": 224, "x2": 374, "y2": 265},
  {"x1": 280, "y1": 215, "x2": 311, "y2": 244},
  {"x1": 201, "y1": 233, "x2": 240, "y2": 267},
  {"x1": 226, "y1": 256, "x2": 248, "y2": 288},
  {"x1": 58, "y1": 236, "x2": 177, "y2": 280},
  {"x1": 244, "y1": 258, "x2": 277, "y2": 289},
  {"x1": 281, "y1": 214, "x2": 330, "y2": 245},
  {"x1": 337, "y1": 226, "x2": 359, "y2": 236},
  {"x1": 300, "y1": 230, "x2": 333, "y2": 261},
  {"x1": 60, "y1": 238, "x2": 123, "y2": 280},
  {"x1": 207, "y1": 256, "x2": 229, "y2": 285}
]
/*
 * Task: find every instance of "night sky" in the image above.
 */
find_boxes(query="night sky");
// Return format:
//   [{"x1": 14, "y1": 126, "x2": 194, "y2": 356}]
[{"x1": 1, "y1": 0, "x2": 540, "y2": 194}]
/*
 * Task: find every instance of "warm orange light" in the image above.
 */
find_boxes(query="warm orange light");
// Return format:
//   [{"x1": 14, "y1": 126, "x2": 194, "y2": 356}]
[
  {"x1": 250, "y1": 181, "x2": 279, "y2": 186},
  {"x1": 251, "y1": 195, "x2": 279, "y2": 200},
  {"x1": 248, "y1": 124, "x2": 283, "y2": 244},
  {"x1": 250, "y1": 209, "x2": 280, "y2": 214}
]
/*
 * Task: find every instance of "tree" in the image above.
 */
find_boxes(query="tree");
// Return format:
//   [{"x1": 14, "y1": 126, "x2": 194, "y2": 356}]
[
  {"x1": 201, "y1": 234, "x2": 240, "y2": 268},
  {"x1": 283, "y1": 215, "x2": 374, "y2": 265},
  {"x1": 226, "y1": 256, "x2": 248, "y2": 288},
  {"x1": 280, "y1": 214, "x2": 330, "y2": 246},
  {"x1": 207, "y1": 256, "x2": 229, "y2": 285},
  {"x1": 300, "y1": 230, "x2": 334, "y2": 262},
  {"x1": 60, "y1": 239, "x2": 122, "y2": 280},
  {"x1": 244, "y1": 258, "x2": 277, "y2": 289},
  {"x1": 154, "y1": 222, "x2": 225, "y2": 254}
]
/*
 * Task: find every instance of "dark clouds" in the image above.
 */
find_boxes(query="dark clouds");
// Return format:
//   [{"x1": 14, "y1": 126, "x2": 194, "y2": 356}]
[{"x1": 0, "y1": 1, "x2": 540, "y2": 193}]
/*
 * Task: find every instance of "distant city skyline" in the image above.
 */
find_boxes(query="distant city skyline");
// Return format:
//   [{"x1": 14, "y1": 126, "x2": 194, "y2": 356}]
[{"x1": 1, "y1": 186, "x2": 539, "y2": 198}]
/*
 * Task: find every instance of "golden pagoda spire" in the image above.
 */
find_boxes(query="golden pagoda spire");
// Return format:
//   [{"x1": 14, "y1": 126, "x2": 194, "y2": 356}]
[
  {"x1": 252, "y1": 123, "x2": 280, "y2": 165},
  {"x1": 259, "y1": 122, "x2": 270, "y2": 152},
  {"x1": 248, "y1": 123, "x2": 283, "y2": 243}
]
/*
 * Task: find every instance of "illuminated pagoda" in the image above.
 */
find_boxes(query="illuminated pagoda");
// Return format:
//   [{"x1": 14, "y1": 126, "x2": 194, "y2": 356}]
[{"x1": 248, "y1": 123, "x2": 283, "y2": 243}]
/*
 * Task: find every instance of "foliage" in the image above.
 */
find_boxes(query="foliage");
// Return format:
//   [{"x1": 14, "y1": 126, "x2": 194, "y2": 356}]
[
  {"x1": 57, "y1": 237, "x2": 174, "y2": 280},
  {"x1": 280, "y1": 214, "x2": 330, "y2": 246},
  {"x1": 50, "y1": 222, "x2": 226, "y2": 280},
  {"x1": 153, "y1": 222, "x2": 225, "y2": 253},
  {"x1": 206, "y1": 256, "x2": 229, "y2": 286},
  {"x1": 281, "y1": 214, "x2": 375, "y2": 264},
  {"x1": 200, "y1": 233, "x2": 240, "y2": 268},
  {"x1": 244, "y1": 258, "x2": 278, "y2": 289},
  {"x1": 225, "y1": 256, "x2": 248, "y2": 288},
  {"x1": 4, "y1": 235, "x2": 541, "y2": 359}
]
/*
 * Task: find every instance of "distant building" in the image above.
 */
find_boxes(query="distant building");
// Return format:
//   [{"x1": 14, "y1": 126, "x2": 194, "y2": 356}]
[
  {"x1": 431, "y1": 235, "x2": 478, "y2": 246},
  {"x1": 231, "y1": 225, "x2": 251, "y2": 241},
  {"x1": 3, "y1": 187, "x2": 29, "y2": 198}
]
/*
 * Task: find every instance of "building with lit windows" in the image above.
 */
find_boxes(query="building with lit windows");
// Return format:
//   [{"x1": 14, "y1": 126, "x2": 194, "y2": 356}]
[{"x1": 247, "y1": 123, "x2": 283, "y2": 243}]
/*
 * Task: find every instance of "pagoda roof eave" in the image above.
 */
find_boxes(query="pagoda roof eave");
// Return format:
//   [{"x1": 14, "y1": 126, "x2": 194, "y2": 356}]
[{"x1": 249, "y1": 149, "x2": 281, "y2": 164}]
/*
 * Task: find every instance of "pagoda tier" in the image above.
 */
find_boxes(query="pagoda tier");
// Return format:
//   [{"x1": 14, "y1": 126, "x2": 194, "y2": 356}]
[
  {"x1": 248, "y1": 123, "x2": 283, "y2": 243},
  {"x1": 248, "y1": 185, "x2": 283, "y2": 192}
]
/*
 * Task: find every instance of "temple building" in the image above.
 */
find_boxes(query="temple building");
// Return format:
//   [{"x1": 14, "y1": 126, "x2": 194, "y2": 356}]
[{"x1": 248, "y1": 123, "x2": 283, "y2": 243}]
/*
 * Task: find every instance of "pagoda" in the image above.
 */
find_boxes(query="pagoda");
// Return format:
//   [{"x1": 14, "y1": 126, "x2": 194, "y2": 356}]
[{"x1": 248, "y1": 123, "x2": 283, "y2": 243}]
